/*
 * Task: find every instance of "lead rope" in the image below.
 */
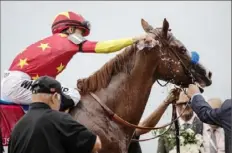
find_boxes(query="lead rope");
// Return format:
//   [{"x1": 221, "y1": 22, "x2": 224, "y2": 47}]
[{"x1": 173, "y1": 104, "x2": 180, "y2": 153}]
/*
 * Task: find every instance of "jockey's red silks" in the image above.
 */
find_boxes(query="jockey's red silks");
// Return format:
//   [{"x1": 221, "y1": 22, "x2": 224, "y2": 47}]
[{"x1": 8, "y1": 33, "x2": 134, "y2": 79}]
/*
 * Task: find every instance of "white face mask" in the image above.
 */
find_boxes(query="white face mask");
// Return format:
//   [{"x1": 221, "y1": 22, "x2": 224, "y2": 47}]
[{"x1": 68, "y1": 33, "x2": 86, "y2": 45}]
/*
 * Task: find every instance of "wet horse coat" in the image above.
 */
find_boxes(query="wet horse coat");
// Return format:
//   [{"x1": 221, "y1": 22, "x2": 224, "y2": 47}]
[{"x1": 70, "y1": 19, "x2": 212, "y2": 153}]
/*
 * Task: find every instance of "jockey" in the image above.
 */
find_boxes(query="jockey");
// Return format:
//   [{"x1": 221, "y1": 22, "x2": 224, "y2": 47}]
[{"x1": 1, "y1": 11, "x2": 145, "y2": 111}]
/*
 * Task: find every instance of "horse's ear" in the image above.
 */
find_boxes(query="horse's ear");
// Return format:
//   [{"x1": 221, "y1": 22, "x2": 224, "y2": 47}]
[
  {"x1": 162, "y1": 18, "x2": 169, "y2": 39},
  {"x1": 141, "y1": 18, "x2": 153, "y2": 33}
]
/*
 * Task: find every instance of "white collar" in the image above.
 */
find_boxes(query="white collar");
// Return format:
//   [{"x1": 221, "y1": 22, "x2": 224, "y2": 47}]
[{"x1": 204, "y1": 123, "x2": 222, "y2": 132}]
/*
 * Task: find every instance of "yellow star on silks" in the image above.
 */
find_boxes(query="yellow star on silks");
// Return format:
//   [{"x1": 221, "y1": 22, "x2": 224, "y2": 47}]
[
  {"x1": 38, "y1": 43, "x2": 51, "y2": 51},
  {"x1": 32, "y1": 74, "x2": 40, "y2": 80},
  {"x1": 56, "y1": 63, "x2": 65, "y2": 73},
  {"x1": 58, "y1": 33, "x2": 67, "y2": 38},
  {"x1": 17, "y1": 58, "x2": 29, "y2": 69},
  {"x1": 55, "y1": 12, "x2": 70, "y2": 19}
]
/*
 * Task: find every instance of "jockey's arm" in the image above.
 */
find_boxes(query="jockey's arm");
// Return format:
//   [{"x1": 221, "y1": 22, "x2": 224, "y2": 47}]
[{"x1": 81, "y1": 38, "x2": 137, "y2": 53}]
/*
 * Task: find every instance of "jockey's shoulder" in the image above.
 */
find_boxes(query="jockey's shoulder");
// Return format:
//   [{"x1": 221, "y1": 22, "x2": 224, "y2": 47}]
[
  {"x1": 26, "y1": 33, "x2": 70, "y2": 48},
  {"x1": 37, "y1": 33, "x2": 69, "y2": 41}
]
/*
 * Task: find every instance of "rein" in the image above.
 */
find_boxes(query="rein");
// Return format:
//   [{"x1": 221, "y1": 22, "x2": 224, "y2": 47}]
[{"x1": 89, "y1": 92, "x2": 188, "y2": 130}]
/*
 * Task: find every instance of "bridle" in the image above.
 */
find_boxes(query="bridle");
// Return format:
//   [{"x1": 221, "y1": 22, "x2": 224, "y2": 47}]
[
  {"x1": 147, "y1": 30, "x2": 203, "y2": 153},
  {"x1": 151, "y1": 32, "x2": 199, "y2": 153},
  {"x1": 86, "y1": 30, "x2": 203, "y2": 152}
]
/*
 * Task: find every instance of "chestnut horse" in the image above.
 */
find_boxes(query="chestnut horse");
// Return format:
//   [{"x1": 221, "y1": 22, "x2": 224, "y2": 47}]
[{"x1": 70, "y1": 18, "x2": 212, "y2": 153}]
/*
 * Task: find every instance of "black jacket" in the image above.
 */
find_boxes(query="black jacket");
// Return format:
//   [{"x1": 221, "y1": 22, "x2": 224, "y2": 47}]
[
  {"x1": 128, "y1": 135, "x2": 142, "y2": 153},
  {"x1": 8, "y1": 102, "x2": 96, "y2": 153}
]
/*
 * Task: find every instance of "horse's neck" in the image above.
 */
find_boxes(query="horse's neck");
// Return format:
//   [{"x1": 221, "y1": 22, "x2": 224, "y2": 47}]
[{"x1": 97, "y1": 54, "x2": 156, "y2": 126}]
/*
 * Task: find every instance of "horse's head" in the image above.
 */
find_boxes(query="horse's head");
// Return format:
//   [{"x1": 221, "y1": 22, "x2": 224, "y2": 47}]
[{"x1": 139, "y1": 18, "x2": 212, "y2": 87}]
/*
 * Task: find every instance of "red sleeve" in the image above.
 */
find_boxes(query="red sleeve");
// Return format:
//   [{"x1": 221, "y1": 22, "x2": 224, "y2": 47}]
[{"x1": 81, "y1": 40, "x2": 98, "y2": 53}]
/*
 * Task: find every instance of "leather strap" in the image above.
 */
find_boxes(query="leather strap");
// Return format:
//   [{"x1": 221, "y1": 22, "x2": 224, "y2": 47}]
[{"x1": 90, "y1": 92, "x2": 187, "y2": 130}]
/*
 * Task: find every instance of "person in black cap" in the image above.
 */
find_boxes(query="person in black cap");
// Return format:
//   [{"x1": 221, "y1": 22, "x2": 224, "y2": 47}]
[{"x1": 8, "y1": 76, "x2": 102, "y2": 153}]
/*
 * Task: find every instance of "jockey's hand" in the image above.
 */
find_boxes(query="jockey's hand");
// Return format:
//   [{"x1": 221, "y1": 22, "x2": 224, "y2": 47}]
[{"x1": 164, "y1": 88, "x2": 181, "y2": 105}]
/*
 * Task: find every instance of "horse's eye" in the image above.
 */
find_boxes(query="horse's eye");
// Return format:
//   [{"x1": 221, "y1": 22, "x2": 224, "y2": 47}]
[{"x1": 180, "y1": 47, "x2": 187, "y2": 54}]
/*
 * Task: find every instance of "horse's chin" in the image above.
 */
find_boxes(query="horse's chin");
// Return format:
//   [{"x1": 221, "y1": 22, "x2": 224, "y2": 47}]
[
  {"x1": 195, "y1": 77, "x2": 212, "y2": 87},
  {"x1": 176, "y1": 81, "x2": 207, "y2": 88},
  {"x1": 163, "y1": 75, "x2": 212, "y2": 89},
  {"x1": 170, "y1": 76, "x2": 212, "y2": 88}
]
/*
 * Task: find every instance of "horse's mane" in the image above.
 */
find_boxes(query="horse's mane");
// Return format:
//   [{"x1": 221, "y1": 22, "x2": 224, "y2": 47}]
[{"x1": 77, "y1": 45, "x2": 136, "y2": 94}]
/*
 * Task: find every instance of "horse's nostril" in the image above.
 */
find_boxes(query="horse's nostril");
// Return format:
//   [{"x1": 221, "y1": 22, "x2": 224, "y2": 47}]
[{"x1": 208, "y1": 71, "x2": 212, "y2": 79}]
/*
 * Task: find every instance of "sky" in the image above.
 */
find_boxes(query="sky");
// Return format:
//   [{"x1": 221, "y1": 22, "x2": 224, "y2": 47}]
[{"x1": 1, "y1": 1, "x2": 231, "y2": 153}]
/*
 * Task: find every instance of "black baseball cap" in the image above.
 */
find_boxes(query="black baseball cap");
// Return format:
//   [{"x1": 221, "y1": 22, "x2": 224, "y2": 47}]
[
  {"x1": 31, "y1": 76, "x2": 75, "y2": 111},
  {"x1": 31, "y1": 76, "x2": 63, "y2": 94}
]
